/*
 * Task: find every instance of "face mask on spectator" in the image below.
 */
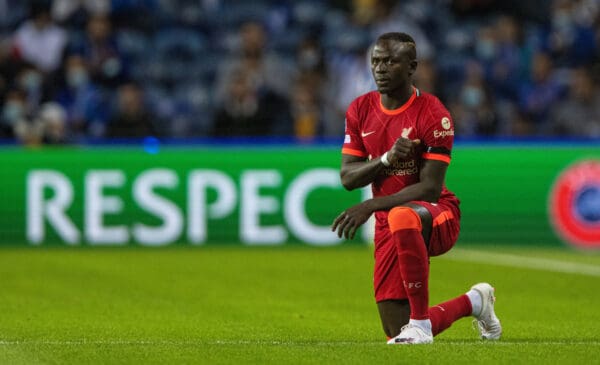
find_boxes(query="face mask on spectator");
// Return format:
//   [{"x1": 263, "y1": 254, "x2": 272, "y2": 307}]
[
  {"x1": 553, "y1": 11, "x2": 573, "y2": 29},
  {"x1": 21, "y1": 71, "x2": 42, "y2": 91},
  {"x1": 102, "y1": 58, "x2": 122, "y2": 78},
  {"x1": 475, "y1": 40, "x2": 496, "y2": 60},
  {"x1": 2, "y1": 102, "x2": 24, "y2": 124},
  {"x1": 299, "y1": 49, "x2": 320, "y2": 70},
  {"x1": 462, "y1": 86, "x2": 484, "y2": 108},
  {"x1": 67, "y1": 69, "x2": 89, "y2": 88}
]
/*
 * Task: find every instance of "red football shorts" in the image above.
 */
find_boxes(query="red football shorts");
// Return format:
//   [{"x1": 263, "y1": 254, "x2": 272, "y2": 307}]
[{"x1": 373, "y1": 200, "x2": 461, "y2": 302}]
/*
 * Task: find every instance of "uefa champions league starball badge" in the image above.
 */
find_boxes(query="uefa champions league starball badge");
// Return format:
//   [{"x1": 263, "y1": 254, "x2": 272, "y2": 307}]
[{"x1": 549, "y1": 160, "x2": 600, "y2": 249}]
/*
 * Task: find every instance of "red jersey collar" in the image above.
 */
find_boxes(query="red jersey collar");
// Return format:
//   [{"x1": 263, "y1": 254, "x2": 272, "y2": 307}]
[{"x1": 379, "y1": 87, "x2": 419, "y2": 115}]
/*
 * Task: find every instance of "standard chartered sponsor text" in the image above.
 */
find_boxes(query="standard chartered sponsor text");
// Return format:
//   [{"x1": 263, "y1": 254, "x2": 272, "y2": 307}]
[
  {"x1": 26, "y1": 168, "x2": 370, "y2": 246},
  {"x1": 385, "y1": 159, "x2": 419, "y2": 176}
]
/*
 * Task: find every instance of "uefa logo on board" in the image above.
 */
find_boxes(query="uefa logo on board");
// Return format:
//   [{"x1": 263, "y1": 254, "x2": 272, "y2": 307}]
[{"x1": 548, "y1": 160, "x2": 600, "y2": 249}]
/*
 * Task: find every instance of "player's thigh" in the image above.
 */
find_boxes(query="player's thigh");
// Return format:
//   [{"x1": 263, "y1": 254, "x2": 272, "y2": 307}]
[
  {"x1": 373, "y1": 228, "x2": 407, "y2": 301},
  {"x1": 401, "y1": 202, "x2": 433, "y2": 244},
  {"x1": 411, "y1": 201, "x2": 460, "y2": 257}
]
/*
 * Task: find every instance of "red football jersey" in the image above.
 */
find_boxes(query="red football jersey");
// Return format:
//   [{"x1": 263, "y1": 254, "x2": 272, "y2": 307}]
[{"x1": 342, "y1": 88, "x2": 460, "y2": 223}]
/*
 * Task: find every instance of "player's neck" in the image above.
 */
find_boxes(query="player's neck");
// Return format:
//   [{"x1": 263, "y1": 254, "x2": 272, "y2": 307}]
[{"x1": 380, "y1": 84, "x2": 414, "y2": 110}]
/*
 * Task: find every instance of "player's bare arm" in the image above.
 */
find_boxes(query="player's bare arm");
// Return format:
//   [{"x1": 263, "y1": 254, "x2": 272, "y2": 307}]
[
  {"x1": 332, "y1": 158, "x2": 448, "y2": 239},
  {"x1": 340, "y1": 137, "x2": 421, "y2": 190},
  {"x1": 339, "y1": 155, "x2": 384, "y2": 190},
  {"x1": 369, "y1": 159, "x2": 448, "y2": 210}
]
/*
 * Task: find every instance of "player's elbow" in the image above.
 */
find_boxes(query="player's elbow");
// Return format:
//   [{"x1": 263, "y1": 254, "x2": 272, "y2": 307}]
[
  {"x1": 421, "y1": 185, "x2": 442, "y2": 202},
  {"x1": 340, "y1": 172, "x2": 360, "y2": 191},
  {"x1": 340, "y1": 176, "x2": 358, "y2": 191}
]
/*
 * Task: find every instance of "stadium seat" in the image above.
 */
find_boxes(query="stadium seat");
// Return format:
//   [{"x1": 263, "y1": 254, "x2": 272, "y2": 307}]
[
  {"x1": 116, "y1": 29, "x2": 150, "y2": 62},
  {"x1": 154, "y1": 28, "x2": 207, "y2": 62}
]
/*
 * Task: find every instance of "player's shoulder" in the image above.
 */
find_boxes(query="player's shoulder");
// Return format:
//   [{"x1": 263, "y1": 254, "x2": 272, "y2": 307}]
[
  {"x1": 349, "y1": 90, "x2": 379, "y2": 111},
  {"x1": 346, "y1": 90, "x2": 378, "y2": 124}
]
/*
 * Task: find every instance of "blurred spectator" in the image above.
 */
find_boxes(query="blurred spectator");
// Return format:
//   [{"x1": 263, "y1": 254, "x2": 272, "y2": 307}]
[
  {"x1": 9, "y1": 89, "x2": 43, "y2": 145},
  {"x1": 15, "y1": 63, "x2": 50, "y2": 114},
  {"x1": 547, "y1": 67, "x2": 600, "y2": 137},
  {"x1": 70, "y1": 14, "x2": 126, "y2": 88},
  {"x1": 291, "y1": 76, "x2": 322, "y2": 139},
  {"x1": 52, "y1": 0, "x2": 110, "y2": 24},
  {"x1": 0, "y1": 0, "x2": 27, "y2": 30},
  {"x1": 293, "y1": 36, "x2": 329, "y2": 139},
  {"x1": 38, "y1": 102, "x2": 69, "y2": 144},
  {"x1": 215, "y1": 20, "x2": 295, "y2": 104},
  {"x1": 12, "y1": 1, "x2": 67, "y2": 73},
  {"x1": 55, "y1": 54, "x2": 107, "y2": 137},
  {"x1": 348, "y1": 0, "x2": 378, "y2": 26},
  {"x1": 0, "y1": 0, "x2": 599, "y2": 141},
  {"x1": 488, "y1": 15, "x2": 530, "y2": 102},
  {"x1": 368, "y1": 0, "x2": 434, "y2": 60},
  {"x1": 0, "y1": 37, "x2": 23, "y2": 103},
  {"x1": 545, "y1": 0, "x2": 597, "y2": 67},
  {"x1": 450, "y1": 62, "x2": 499, "y2": 136},
  {"x1": 211, "y1": 67, "x2": 291, "y2": 137},
  {"x1": 106, "y1": 82, "x2": 156, "y2": 138},
  {"x1": 325, "y1": 42, "x2": 374, "y2": 137},
  {"x1": 518, "y1": 51, "x2": 565, "y2": 130},
  {"x1": 296, "y1": 36, "x2": 327, "y2": 86},
  {"x1": 510, "y1": 110, "x2": 536, "y2": 136},
  {"x1": 473, "y1": 24, "x2": 497, "y2": 65},
  {"x1": 414, "y1": 59, "x2": 438, "y2": 95},
  {"x1": 572, "y1": 0, "x2": 600, "y2": 27},
  {"x1": 0, "y1": 89, "x2": 27, "y2": 138}
]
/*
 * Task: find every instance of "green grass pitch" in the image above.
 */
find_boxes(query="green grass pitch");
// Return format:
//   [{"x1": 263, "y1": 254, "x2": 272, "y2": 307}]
[{"x1": 0, "y1": 245, "x2": 599, "y2": 364}]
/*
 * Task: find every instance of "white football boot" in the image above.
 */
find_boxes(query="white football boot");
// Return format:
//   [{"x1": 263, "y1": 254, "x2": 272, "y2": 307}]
[
  {"x1": 470, "y1": 283, "x2": 502, "y2": 340},
  {"x1": 387, "y1": 324, "x2": 433, "y2": 345}
]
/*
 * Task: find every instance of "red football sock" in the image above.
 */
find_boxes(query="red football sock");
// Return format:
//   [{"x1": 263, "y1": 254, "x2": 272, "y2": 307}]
[
  {"x1": 429, "y1": 294, "x2": 472, "y2": 336},
  {"x1": 394, "y1": 228, "x2": 430, "y2": 319},
  {"x1": 389, "y1": 207, "x2": 430, "y2": 320}
]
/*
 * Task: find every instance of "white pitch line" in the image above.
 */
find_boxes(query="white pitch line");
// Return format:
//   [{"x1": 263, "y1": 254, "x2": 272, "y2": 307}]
[
  {"x1": 0, "y1": 340, "x2": 598, "y2": 346},
  {"x1": 442, "y1": 249, "x2": 600, "y2": 277}
]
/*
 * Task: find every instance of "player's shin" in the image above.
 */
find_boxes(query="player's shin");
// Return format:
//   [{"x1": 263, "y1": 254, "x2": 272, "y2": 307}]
[
  {"x1": 389, "y1": 207, "x2": 431, "y2": 332},
  {"x1": 428, "y1": 295, "x2": 472, "y2": 335}
]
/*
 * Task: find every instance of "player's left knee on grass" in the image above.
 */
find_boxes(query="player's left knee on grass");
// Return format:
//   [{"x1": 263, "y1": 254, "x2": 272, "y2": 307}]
[{"x1": 388, "y1": 206, "x2": 422, "y2": 234}]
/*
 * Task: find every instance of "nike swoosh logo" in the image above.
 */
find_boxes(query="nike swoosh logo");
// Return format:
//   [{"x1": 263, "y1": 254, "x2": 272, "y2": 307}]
[{"x1": 361, "y1": 131, "x2": 375, "y2": 137}]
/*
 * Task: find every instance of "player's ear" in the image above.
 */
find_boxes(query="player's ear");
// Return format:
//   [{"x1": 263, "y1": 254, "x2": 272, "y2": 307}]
[{"x1": 408, "y1": 60, "x2": 418, "y2": 76}]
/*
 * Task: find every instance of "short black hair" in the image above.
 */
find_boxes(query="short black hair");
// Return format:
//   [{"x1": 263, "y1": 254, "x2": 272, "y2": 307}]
[{"x1": 375, "y1": 32, "x2": 417, "y2": 61}]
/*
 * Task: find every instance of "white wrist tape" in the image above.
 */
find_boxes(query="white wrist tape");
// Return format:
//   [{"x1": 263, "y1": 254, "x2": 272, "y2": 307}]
[{"x1": 380, "y1": 152, "x2": 391, "y2": 167}]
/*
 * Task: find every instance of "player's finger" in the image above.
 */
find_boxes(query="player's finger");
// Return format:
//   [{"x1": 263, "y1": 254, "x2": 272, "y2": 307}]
[
  {"x1": 394, "y1": 137, "x2": 409, "y2": 147},
  {"x1": 409, "y1": 139, "x2": 420, "y2": 154},
  {"x1": 337, "y1": 221, "x2": 346, "y2": 238},
  {"x1": 348, "y1": 225, "x2": 359, "y2": 240},
  {"x1": 339, "y1": 217, "x2": 353, "y2": 239},
  {"x1": 344, "y1": 221, "x2": 353, "y2": 239},
  {"x1": 331, "y1": 212, "x2": 345, "y2": 231},
  {"x1": 335, "y1": 216, "x2": 347, "y2": 237}
]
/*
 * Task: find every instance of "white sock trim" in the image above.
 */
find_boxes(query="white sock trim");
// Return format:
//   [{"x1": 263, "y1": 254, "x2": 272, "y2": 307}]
[
  {"x1": 409, "y1": 318, "x2": 432, "y2": 334},
  {"x1": 466, "y1": 289, "x2": 482, "y2": 317}
]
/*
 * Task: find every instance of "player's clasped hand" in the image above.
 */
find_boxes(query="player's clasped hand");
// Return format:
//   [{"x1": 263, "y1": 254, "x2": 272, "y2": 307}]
[
  {"x1": 331, "y1": 201, "x2": 373, "y2": 239},
  {"x1": 387, "y1": 138, "x2": 421, "y2": 164}
]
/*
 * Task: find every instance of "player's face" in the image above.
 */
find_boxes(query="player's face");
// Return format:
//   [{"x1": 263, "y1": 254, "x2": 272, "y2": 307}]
[{"x1": 370, "y1": 40, "x2": 416, "y2": 94}]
